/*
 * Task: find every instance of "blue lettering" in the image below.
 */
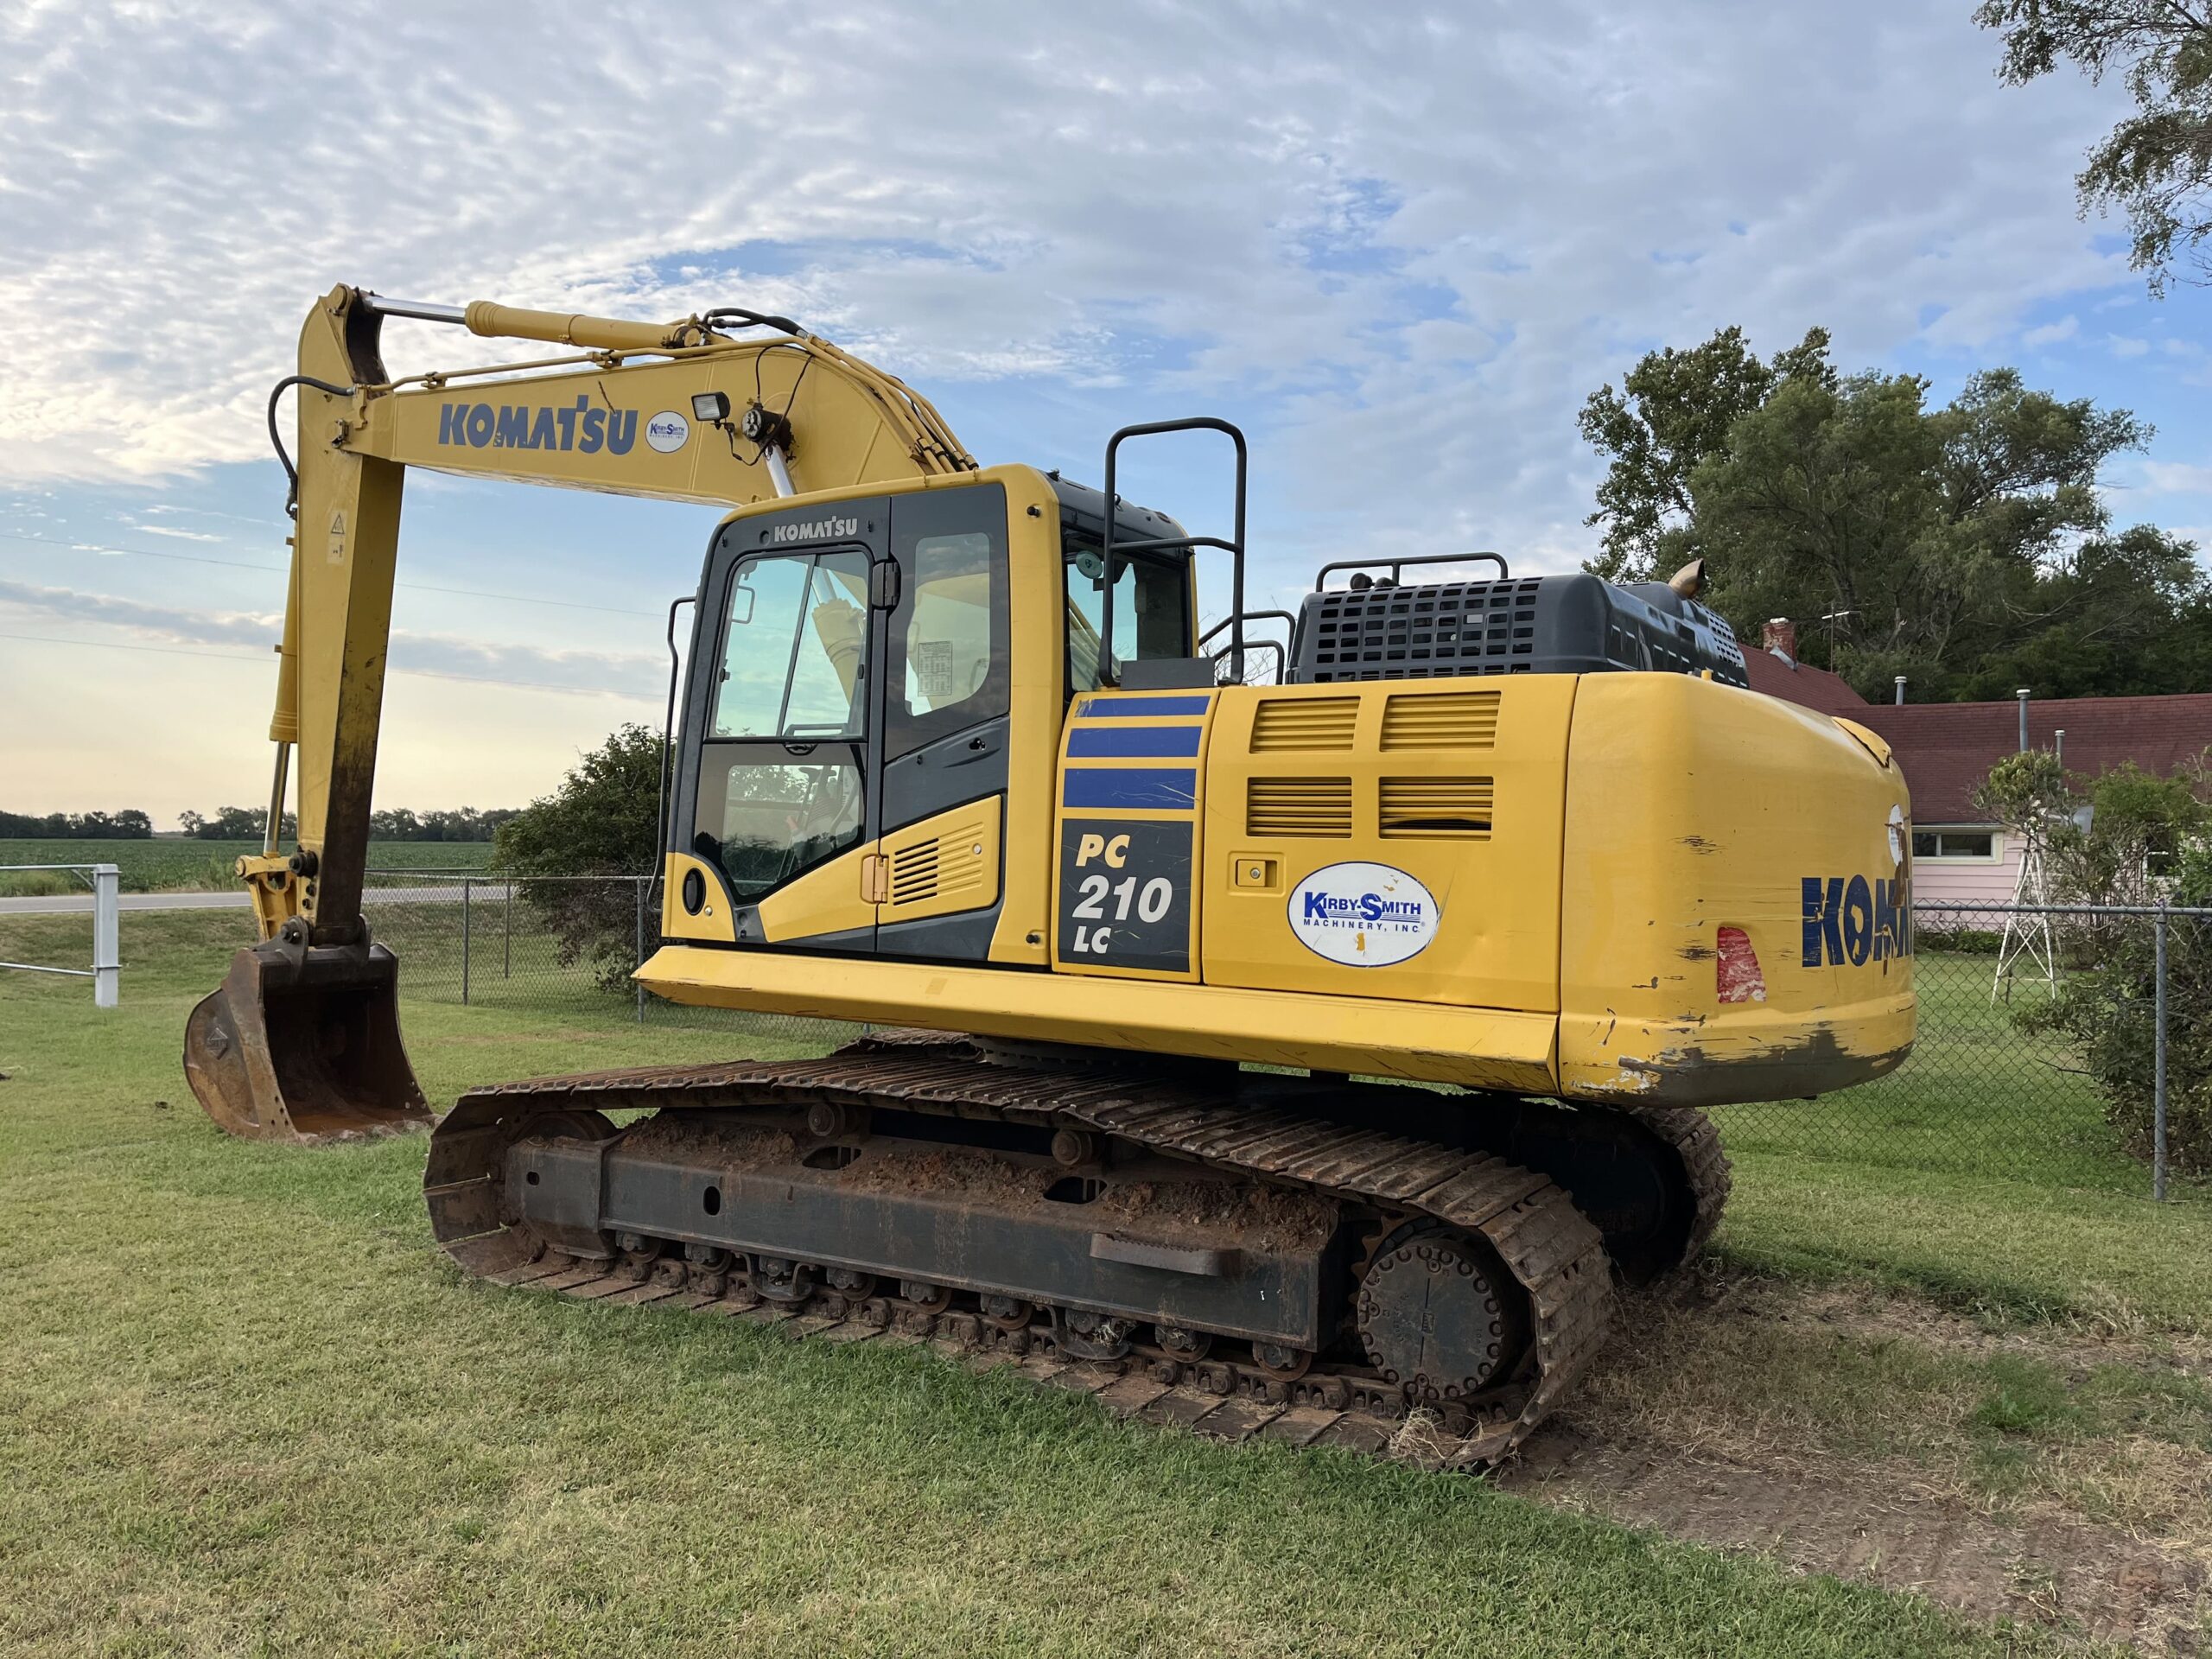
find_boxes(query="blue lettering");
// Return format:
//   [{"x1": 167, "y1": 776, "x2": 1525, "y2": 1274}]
[
  {"x1": 530, "y1": 406, "x2": 557, "y2": 450},
  {"x1": 438, "y1": 403, "x2": 467, "y2": 444},
  {"x1": 1360, "y1": 893, "x2": 1382, "y2": 922},
  {"x1": 1842, "y1": 874, "x2": 1872, "y2": 966},
  {"x1": 496, "y1": 405, "x2": 531, "y2": 448},
  {"x1": 1302, "y1": 892, "x2": 1327, "y2": 922},
  {"x1": 1802, "y1": 877, "x2": 1843, "y2": 967},
  {"x1": 579, "y1": 406, "x2": 606, "y2": 454},
  {"x1": 605, "y1": 410, "x2": 638, "y2": 456},
  {"x1": 465, "y1": 404, "x2": 494, "y2": 448},
  {"x1": 556, "y1": 397, "x2": 585, "y2": 450}
]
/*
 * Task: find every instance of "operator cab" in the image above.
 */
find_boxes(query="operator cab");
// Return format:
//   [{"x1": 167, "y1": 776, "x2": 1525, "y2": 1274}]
[{"x1": 672, "y1": 452, "x2": 1217, "y2": 950}]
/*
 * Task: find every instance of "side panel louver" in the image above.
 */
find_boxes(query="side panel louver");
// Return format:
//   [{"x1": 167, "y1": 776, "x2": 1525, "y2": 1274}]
[
  {"x1": 1381, "y1": 690, "x2": 1500, "y2": 750},
  {"x1": 1250, "y1": 696, "x2": 1358, "y2": 752},
  {"x1": 1379, "y1": 777, "x2": 1494, "y2": 839},
  {"x1": 1246, "y1": 777, "x2": 1352, "y2": 837},
  {"x1": 878, "y1": 798, "x2": 1001, "y2": 923}
]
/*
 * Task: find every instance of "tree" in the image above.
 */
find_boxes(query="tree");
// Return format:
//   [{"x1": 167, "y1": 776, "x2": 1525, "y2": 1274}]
[
  {"x1": 1579, "y1": 326, "x2": 2197, "y2": 701},
  {"x1": 181, "y1": 806, "x2": 293, "y2": 841},
  {"x1": 1978, "y1": 1, "x2": 2212, "y2": 293},
  {"x1": 1690, "y1": 365, "x2": 2151, "y2": 696},
  {"x1": 0, "y1": 809, "x2": 154, "y2": 839},
  {"x1": 493, "y1": 725, "x2": 665, "y2": 992},
  {"x1": 1578, "y1": 325, "x2": 1834, "y2": 581}
]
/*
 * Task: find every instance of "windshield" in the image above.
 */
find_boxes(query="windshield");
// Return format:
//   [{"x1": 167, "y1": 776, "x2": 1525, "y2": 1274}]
[
  {"x1": 694, "y1": 546, "x2": 872, "y2": 902},
  {"x1": 713, "y1": 550, "x2": 870, "y2": 739}
]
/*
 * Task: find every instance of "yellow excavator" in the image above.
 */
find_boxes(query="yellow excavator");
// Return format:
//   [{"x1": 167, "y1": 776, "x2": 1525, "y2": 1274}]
[{"x1": 185, "y1": 285, "x2": 1915, "y2": 1463}]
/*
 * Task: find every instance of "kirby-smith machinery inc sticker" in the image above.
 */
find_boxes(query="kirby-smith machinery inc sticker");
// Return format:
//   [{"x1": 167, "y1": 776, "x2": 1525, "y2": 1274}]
[{"x1": 1287, "y1": 861, "x2": 1440, "y2": 967}]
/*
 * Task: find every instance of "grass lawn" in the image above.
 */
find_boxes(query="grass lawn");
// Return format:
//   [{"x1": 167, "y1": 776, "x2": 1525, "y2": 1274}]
[
  {"x1": 0, "y1": 839, "x2": 495, "y2": 896},
  {"x1": 0, "y1": 912, "x2": 2197, "y2": 1655}
]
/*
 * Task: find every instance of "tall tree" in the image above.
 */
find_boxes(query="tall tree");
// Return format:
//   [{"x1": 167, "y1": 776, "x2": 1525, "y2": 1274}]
[
  {"x1": 1578, "y1": 325, "x2": 1833, "y2": 581},
  {"x1": 1978, "y1": 0, "x2": 2212, "y2": 292},
  {"x1": 1577, "y1": 325, "x2": 2204, "y2": 701},
  {"x1": 1691, "y1": 365, "x2": 2152, "y2": 696}
]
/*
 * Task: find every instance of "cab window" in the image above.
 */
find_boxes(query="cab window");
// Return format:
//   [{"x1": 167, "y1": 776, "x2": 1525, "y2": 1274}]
[
  {"x1": 887, "y1": 486, "x2": 1009, "y2": 759},
  {"x1": 711, "y1": 550, "x2": 869, "y2": 739},
  {"x1": 1064, "y1": 530, "x2": 1191, "y2": 691},
  {"x1": 695, "y1": 548, "x2": 870, "y2": 900}
]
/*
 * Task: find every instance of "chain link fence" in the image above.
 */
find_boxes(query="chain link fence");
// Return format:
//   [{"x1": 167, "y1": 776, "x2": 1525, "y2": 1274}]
[
  {"x1": 1717, "y1": 901, "x2": 2205, "y2": 1201},
  {"x1": 362, "y1": 872, "x2": 859, "y2": 1049},
  {"x1": 366, "y1": 876, "x2": 2204, "y2": 1201}
]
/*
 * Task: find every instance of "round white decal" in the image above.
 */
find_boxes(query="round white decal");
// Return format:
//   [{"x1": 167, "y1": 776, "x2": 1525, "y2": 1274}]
[
  {"x1": 645, "y1": 409, "x2": 691, "y2": 453},
  {"x1": 1287, "y1": 861, "x2": 1440, "y2": 967}
]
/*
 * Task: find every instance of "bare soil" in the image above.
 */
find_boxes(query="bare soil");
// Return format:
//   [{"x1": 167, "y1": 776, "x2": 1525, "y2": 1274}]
[{"x1": 1497, "y1": 1272, "x2": 2212, "y2": 1653}]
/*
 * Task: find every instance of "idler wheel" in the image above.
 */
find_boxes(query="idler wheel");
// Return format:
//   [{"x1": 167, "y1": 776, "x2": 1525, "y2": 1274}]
[{"x1": 1356, "y1": 1231, "x2": 1520, "y2": 1404}]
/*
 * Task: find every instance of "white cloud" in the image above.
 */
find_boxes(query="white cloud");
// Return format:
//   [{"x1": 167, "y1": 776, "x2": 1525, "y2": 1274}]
[
  {"x1": 2109, "y1": 334, "x2": 2152, "y2": 358},
  {"x1": 130, "y1": 523, "x2": 226, "y2": 543},
  {"x1": 2022, "y1": 315, "x2": 2078, "y2": 346},
  {"x1": 0, "y1": 0, "x2": 2157, "y2": 571},
  {"x1": 2142, "y1": 461, "x2": 2212, "y2": 494},
  {"x1": 0, "y1": 579, "x2": 660, "y2": 696}
]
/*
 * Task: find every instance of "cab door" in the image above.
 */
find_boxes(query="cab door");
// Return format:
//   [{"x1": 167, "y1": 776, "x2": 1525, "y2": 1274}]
[
  {"x1": 683, "y1": 505, "x2": 893, "y2": 953},
  {"x1": 870, "y1": 482, "x2": 1013, "y2": 962}
]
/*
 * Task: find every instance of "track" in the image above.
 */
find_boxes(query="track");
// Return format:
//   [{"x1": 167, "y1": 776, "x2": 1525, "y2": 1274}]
[{"x1": 426, "y1": 1035, "x2": 1726, "y2": 1468}]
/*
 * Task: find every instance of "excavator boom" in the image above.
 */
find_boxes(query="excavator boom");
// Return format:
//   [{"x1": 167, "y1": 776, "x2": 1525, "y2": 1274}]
[{"x1": 185, "y1": 285, "x2": 971, "y2": 1139}]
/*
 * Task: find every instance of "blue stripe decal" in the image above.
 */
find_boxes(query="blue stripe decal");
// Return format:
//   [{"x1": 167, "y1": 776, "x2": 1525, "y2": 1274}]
[
  {"x1": 1075, "y1": 695, "x2": 1213, "y2": 719},
  {"x1": 1061, "y1": 767, "x2": 1198, "y2": 811},
  {"x1": 1066, "y1": 725, "x2": 1203, "y2": 759}
]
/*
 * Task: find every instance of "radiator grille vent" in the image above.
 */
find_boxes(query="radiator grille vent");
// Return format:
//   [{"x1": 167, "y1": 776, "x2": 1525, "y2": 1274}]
[
  {"x1": 1246, "y1": 777, "x2": 1353, "y2": 838},
  {"x1": 1250, "y1": 696, "x2": 1358, "y2": 752},
  {"x1": 1381, "y1": 690, "x2": 1500, "y2": 750},
  {"x1": 1378, "y1": 777, "x2": 1494, "y2": 840}
]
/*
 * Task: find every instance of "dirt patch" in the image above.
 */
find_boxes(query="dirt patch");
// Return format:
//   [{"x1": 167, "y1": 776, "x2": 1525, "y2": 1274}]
[
  {"x1": 1681, "y1": 1270, "x2": 2212, "y2": 1386},
  {"x1": 1495, "y1": 1270, "x2": 2212, "y2": 1652},
  {"x1": 1501, "y1": 1426, "x2": 2206, "y2": 1652}
]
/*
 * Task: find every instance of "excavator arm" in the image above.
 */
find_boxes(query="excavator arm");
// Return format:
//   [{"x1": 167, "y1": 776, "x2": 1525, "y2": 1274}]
[{"x1": 186, "y1": 284, "x2": 972, "y2": 1139}]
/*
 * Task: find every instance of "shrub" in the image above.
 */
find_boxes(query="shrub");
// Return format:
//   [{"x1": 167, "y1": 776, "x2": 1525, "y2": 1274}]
[
  {"x1": 2026, "y1": 842, "x2": 2212, "y2": 1179},
  {"x1": 493, "y1": 725, "x2": 664, "y2": 994}
]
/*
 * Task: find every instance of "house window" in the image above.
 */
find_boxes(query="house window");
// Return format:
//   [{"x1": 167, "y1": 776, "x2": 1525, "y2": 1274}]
[{"x1": 1910, "y1": 828, "x2": 1999, "y2": 862}]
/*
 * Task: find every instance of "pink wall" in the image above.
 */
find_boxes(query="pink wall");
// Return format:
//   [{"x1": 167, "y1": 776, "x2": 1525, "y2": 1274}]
[{"x1": 1911, "y1": 829, "x2": 2024, "y2": 909}]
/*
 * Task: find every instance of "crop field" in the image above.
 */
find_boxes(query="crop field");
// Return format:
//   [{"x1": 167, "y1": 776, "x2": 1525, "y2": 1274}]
[
  {"x1": 0, "y1": 838, "x2": 496, "y2": 896},
  {"x1": 1, "y1": 909, "x2": 2207, "y2": 1656}
]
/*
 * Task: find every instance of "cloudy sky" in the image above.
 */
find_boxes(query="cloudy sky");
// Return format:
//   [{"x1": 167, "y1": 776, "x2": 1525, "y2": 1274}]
[{"x1": 4, "y1": 0, "x2": 2209, "y2": 825}]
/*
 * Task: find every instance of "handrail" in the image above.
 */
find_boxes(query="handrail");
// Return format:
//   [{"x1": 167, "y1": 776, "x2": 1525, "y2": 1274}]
[
  {"x1": 1313, "y1": 551, "x2": 1510, "y2": 591},
  {"x1": 1100, "y1": 417, "x2": 1248, "y2": 686}
]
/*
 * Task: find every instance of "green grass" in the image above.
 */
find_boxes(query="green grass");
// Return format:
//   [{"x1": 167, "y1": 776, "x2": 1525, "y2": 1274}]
[
  {"x1": 0, "y1": 912, "x2": 2107, "y2": 1657},
  {"x1": 0, "y1": 838, "x2": 494, "y2": 896},
  {"x1": 1716, "y1": 947, "x2": 2143, "y2": 1197}
]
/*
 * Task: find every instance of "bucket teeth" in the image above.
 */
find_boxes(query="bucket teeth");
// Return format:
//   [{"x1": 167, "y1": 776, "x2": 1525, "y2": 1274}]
[{"x1": 184, "y1": 941, "x2": 432, "y2": 1143}]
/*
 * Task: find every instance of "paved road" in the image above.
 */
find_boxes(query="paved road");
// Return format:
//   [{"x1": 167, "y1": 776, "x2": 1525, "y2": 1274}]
[{"x1": 0, "y1": 884, "x2": 509, "y2": 916}]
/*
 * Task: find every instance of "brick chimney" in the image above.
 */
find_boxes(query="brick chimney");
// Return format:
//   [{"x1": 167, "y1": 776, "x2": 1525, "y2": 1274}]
[{"x1": 1761, "y1": 618, "x2": 1797, "y2": 661}]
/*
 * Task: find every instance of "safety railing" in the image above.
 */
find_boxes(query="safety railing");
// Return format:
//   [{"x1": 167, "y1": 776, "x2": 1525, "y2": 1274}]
[{"x1": 0, "y1": 863, "x2": 120, "y2": 1007}]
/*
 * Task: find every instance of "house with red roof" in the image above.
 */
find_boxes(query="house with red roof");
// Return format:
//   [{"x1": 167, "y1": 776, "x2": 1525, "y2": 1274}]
[{"x1": 1742, "y1": 620, "x2": 2212, "y2": 906}]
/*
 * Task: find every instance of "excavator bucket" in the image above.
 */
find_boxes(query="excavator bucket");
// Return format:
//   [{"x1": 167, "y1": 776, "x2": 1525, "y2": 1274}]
[{"x1": 184, "y1": 939, "x2": 432, "y2": 1142}]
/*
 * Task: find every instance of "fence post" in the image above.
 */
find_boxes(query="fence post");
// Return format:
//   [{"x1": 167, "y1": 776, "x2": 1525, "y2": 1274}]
[
  {"x1": 503, "y1": 879, "x2": 512, "y2": 979},
  {"x1": 461, "y1": 877, "x2": 473, "y2": 1007},
  {"x1": 635, "y1": 876, "x2": 646, "y2": 1023},
  {"x1": 92, "y1": 863, "x2": 119, "y2": 1009},
  {"x1": 2153, "y1": 902, "x2": 2169, "y2": 1203}
]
